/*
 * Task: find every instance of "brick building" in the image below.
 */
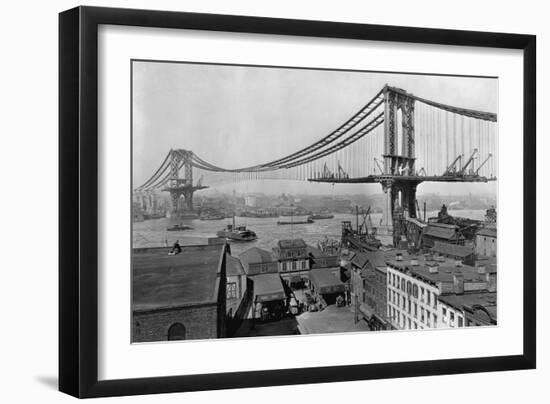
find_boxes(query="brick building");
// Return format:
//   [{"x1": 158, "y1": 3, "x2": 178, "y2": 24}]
[{"x1": 132, "y1": 243, "x2": 229, "y2": 342}]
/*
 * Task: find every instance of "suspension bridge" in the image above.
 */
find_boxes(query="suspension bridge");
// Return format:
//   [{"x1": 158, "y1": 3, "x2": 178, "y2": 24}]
[{"x1": 134, "y1": 84, "x2": 497, "y2": 228}]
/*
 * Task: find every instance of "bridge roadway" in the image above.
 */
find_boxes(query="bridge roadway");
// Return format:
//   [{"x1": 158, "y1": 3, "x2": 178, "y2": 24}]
[{"x1": 308, "y1": 174, "x2": 495, "y2": 184}]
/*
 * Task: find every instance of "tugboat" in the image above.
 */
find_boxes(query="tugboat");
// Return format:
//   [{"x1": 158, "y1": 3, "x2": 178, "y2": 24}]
[
  {"x1": 166, "y1": 223, "x2": 194, "y2": 232},
  {"x1": 216, "y1": 216, "x2": 257, "y2": 242}
]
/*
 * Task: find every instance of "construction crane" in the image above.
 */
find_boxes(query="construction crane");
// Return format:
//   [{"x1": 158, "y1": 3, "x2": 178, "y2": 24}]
[
  {"x1": 474, "y1": 153, "x2": 493, "y2": 175},
  {"x1": 458, "y1": 149, "x2": 478, "y2": 176},
  {"x1": 337, "y1": 161, "x2": 348, "y2": 179},
  {"x1": 443, "y1": 154, "x2": 463, "y2": 176}
]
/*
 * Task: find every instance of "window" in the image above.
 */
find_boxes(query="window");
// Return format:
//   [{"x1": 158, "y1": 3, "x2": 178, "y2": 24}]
[
  {"x1": 408, "y1": 318, "x2": 411, "y2": 329},
  {"x1": 402, "y1": 296, "x2": 406, "y2": 309},
  {"x1": 458, "y1": 317, "x2": 464, "y2": 327},
  {"x1": 427, "y1": 291, "x2": 431, "y2": 305},
  {"x1": 450, "y1": 312, "x2": 455, "y2": 321},
  {"x1": 420, "y1": 287, "x2": 425, "y2": 301},
  {"x1": 433, "y1": 292, "x2": 438, "y2": 308},
  {"x1": 414, "y1": 302, "x2": 418, "y2": 317},
  {"x1": 282, "y1": 262, "x2": 287, "y2": 272},
  {"x1": 414, "y1": 322, "x2": 418, "y2": 329},
  {"x1": 413, "y1": 284, "x2": 418, "y2": 298},
  {"x1": 421, "y1": 308, "x2": 425, "y2": 323},
  {"x1": 406, "y1": 281, "x2": 412, "y2": 295},
  {"x1": 401, "y1": 279, "x2": 406, "y2": 291},
  {"x1": 408, "y1": 299, "x2": 411, "y2": 314},
  {"x1": 433, "y1": 314, "x2": 437, "y2": 325},
  {"x1": 442, "y1": 307, "x2": 447, "y2": 316},
  {"x1": 227, "y1": 282, "x2": 238, "y2": 299}
]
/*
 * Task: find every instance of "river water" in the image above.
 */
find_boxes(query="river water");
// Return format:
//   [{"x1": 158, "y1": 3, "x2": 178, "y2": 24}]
[{"x1": 133, "y1": 209, "x2": 487, "y2": 256}]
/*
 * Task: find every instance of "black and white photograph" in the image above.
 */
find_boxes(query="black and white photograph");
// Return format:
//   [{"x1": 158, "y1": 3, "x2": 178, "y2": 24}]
[{"x1": 131, "y1": 61, "x2": 498, "y2": 343}]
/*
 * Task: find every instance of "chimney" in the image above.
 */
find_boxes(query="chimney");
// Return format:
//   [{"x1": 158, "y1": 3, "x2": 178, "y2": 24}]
[
  {"x1": 453, "y1": 272, "x2": 464, "y2": 295},
  {"x1": 427, "y1": 262, "x2": 439, "y2": 274},
  {"x1": 396, "y1": 253, "x2": 403, "y2": 261}
]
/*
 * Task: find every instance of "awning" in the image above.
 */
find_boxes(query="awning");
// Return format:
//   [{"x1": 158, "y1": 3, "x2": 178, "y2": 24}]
[{"x1": 253, "y1": 273, "x2": 286, "y2": 303}]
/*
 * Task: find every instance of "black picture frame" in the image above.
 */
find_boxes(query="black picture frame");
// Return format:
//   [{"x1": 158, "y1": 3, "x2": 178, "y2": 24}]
[{"x1": 59, "y1": 5, "x2": 536, "y2": 398}]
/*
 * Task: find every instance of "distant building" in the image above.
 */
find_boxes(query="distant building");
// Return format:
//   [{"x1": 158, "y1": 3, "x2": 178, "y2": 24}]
[
  {"x1": 132, "y1": 244, "x2": 229, "y2": 342},
  {"x1": 272, "y1": 239, "x2": 311, "y2": 285},
  {"x1": 422, "y1": 223, "x2": 465, "y2": 247},
  {"x1": 476, "y1": 226, "x2": 497, "y2": 257},
  {"x1": 431, "y1": 241, "x2": 475, "y2": 265},
  {"x1": 244, "y1": 195, "x2": 257, "y2": 207}
]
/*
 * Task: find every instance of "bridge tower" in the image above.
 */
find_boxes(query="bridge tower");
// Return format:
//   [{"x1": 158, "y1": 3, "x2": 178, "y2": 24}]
[
  {"x1": 162, "y1": 149, "x2": 208, "y2": 215},
  {"x1": 381, "y1": 86, "x2": 419, "y2": 230}
]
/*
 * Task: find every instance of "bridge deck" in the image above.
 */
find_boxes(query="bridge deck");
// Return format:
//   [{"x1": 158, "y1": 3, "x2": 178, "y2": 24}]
[{"x1": 308, "y1": 175, "x2": 495, "y2": 184}]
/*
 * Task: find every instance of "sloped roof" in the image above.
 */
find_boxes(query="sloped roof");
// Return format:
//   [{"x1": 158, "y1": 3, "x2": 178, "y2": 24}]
[
  {"x1": 424, "y1": 223, "x2": 459, "y2": 240},
  {"x1": 477, "y1": 227, "x2": 497, "y2": 238},
  {"x1": 239, "y1": 247, "x2": 273, "y2": 266},
  {"x1": 432, "y1": 241, "x2": 474, "y2": 258},
  {"x1": 226, "y1": 253, "x2": 245, "y2": 276},
  {"x1": 351, "y1": 252, "x2": 369, "y2": 269}
]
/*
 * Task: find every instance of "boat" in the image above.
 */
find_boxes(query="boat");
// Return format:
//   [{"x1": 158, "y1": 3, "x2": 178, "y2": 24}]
[
  {"x1": 166, "y1": 223, "x2": 194, "y2": 231},
  {"x1": 308, "y1": 213, "x2": 334, "y2": 220},
  {"x1": 239, "y1": 210, "x2": 279, "y2": 218},
  {"x1": 199, "y1": 213, "x2": 225, "y2": 221},
  {"x1": 277, "y1": 218, "x2": 314, "y2": 225},
  {"x1": 216, "y1": 216, "x2": 257, "y2": 241}
]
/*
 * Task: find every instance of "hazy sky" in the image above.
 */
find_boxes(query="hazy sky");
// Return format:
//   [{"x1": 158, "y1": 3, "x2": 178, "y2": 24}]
[{"x1": 132, "y1": 61, "x2": 498, "y2": 196}]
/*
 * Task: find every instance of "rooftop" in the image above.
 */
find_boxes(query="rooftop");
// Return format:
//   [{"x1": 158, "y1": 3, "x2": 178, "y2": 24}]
[
  {"x1": 423, "y1": 223, "x2": 461, "y2": 240},
  {"x1": 252, "y1": 273, "x2": 285, "y2": 297},
  {"x1": 387, "y1": 255, "x2": 487, "y2": 285},
  {"x1": 432, "y1": 241, "x2": 475, "y2": 258},
  {"x1": 239, "y1": 247, "x2": 274, "y2": 266},
  {"x1": 278, "y1": 239, "x2": 307, "y2": 249},
  {"x1": 439, "y1": 291, "x2": 497, "y2": 320},
  {"x1": 132, "y1": 244, "x2": 225, "y2": 311},
  {"x1": 309, "y1": 267, "x2": 344, "y2": 289},
  {"x1": 477, "y1": 226, "x2": 497, "y2": 238},
  {"x1": 226, "y1": 253, "x2": 245, "y2": 276}
]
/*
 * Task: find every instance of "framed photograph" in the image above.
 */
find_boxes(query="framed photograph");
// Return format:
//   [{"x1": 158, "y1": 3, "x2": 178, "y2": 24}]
[{"x1": 59, "y1": 6, "x2": 536, "y2": 398}]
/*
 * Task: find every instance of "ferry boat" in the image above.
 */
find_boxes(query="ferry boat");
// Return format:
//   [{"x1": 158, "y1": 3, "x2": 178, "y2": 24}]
[
  {"x1": 216, "y1": 216, "x2": 257, "y2": 242},
  {"x1": 166, "y1": 224, "x2": 194, "y2": 232},
  {"x1": 239, "y1": 210, "x2": 279, "y2": 218}
]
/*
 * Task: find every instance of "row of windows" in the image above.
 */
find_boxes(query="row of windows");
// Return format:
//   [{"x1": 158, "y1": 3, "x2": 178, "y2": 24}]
[
  {"x1": 388, "y1": 304, "x2": 438, "y2": 329},
  {"x1": 281, "y1": 260, "x2": 308, "y2": 272},
  {"x1": 388, "y1": 272, "x2": 438, "y2": 309},
  {"x1": 441, "y1": 306, "x2": 464, "y2": 327}
]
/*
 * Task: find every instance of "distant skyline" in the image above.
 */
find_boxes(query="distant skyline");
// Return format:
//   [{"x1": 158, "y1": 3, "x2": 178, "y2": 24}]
[{"x1": 132, "y1": 61, "x2": 498, "y2": 198}]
